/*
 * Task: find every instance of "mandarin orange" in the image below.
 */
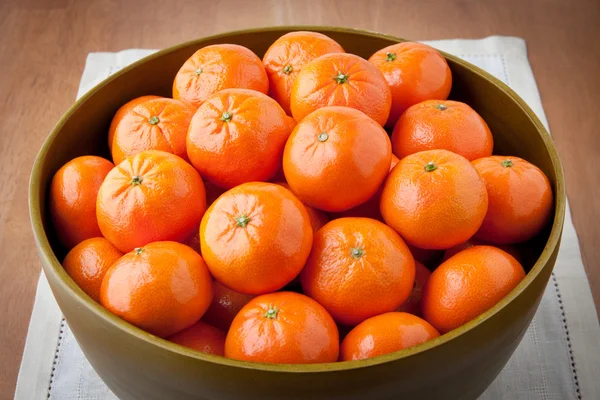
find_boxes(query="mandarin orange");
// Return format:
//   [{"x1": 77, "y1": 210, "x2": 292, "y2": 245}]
[
  {"x1": 50, "y1": 156, "x2": 114, "y2": 249},
  {"x1": 381, "y1": 149, "x2": 488, "y2": 249},
  {"x1": 369, "y1": 42, "x2": 452, "y2": 128},
  {"x1": 283, "y1": 106, "x2": 391, "y2": 212},
  {"x1": 100, "y1": 241, "x2": 213, "y2": 338},
  {"x1": 301, "y1": 217, "x2": 415, "y2": 326},
  {"x1": 290, "y1": 53, "x2": 391, "y2": 126},
  {"x1": 421, "y1": 245, "x2": 526, "y2": 333},
  {"x1": 225, "y1": 292, "x2": 339, "y2": 364},
  {"x1": 173, "y1": 44, "x2": 268, "y2": 107}
]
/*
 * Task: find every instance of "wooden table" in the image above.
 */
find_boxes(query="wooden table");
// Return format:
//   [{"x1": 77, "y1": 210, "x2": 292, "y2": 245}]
[{"x1": 1, "y1": 0, "x2": 599, "y2": 397}]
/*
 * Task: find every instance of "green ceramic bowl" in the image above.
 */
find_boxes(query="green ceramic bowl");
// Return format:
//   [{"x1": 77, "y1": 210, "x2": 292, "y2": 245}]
[{"x1": 29, "y1": 27, "x2": 565, "y2": 400}]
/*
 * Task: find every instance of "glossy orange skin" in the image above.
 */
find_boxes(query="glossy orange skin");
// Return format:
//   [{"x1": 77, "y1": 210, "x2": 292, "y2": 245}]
[
  {"x1": 173, "y1": 44, "x2": 268, "y2": 108},
  {"x1": 381, "y1": 149, "x2": 488, "y2": 250},
  {"x1": 283, "y1": 106, "x2": 392, "y2": 212},
  {"x1": 167, "y1": 321, "x2": 226, "y2": 356},
  {"x1": 274, "y1": 182, "x2": 329, "y2": 233},
  {"x1": 443, "y1": 238, "x2": 522, "y2": 264},
  {"x1": 111, "y1": 98, "x2": 196, "y2": 164},
  {"x1": 100, "y1": 242, "x2": 213, "y2": 338},
  {"x1": 301, "y1": 218, "x2": 415, "y2": 326},
  {"x1": 369, "y1": 42, "x2": 452, "y2": 128},
  {"x1": 391, "y1": 100, "x2": 493, "y2": 161},
  {"x1": 108, "y1": 95, "x2": 162, "y2": 151},
  {"x1": 290, "y1": 53, "x2": 392, "y2": 126},
  {"x1": 202, "y1": 281, "x2": 255, "y2": 332},
  {"x1": 200, "y1": 182, "x2": 313, "y2": 295},
  {"x1": 263, "y1": 31, "x2": 345, "y2": 115},
  {"x1": 333, "y1": 154, "x2": 400, "y2": 221},
  {"x1": 225, "y1": 292, "x2": 339, "y2": 364},
  {"x1": 472, "y1": 156, "x2": 554, "y2": 244},
  {"x1": 62, "y1": 237, "x2": 123, "y2": 302},
  {"x1": 187, "y1": 89, "x2": 292, "y2": 189},
  {"x1": 340, "y1": 312, "x2": 440, "y2": 361},
  {"x1": 50, "y1": 156, "x2": 114, "y2": 249},
  {"x1": 422, "y1": 245, "x2": 526, "y2": 333},
  {"x1": 397, "y1": 261, "x2": 431, "y2": 316},
  {"x1": 97, "y1": 151, "x2": 206, "y2": 253}
]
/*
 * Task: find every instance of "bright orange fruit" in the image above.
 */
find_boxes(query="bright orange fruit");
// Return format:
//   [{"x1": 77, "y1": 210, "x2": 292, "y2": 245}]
[
  {"x1": 96, "y1": 150, "x2": 206, "y2": 253},
  {"x1": 391, "y1": 100, "x2": 493, "y2": 161},
  {"x1": 50, "y1": 156, "x2": 114, "y2": 249},
  {"x1": 200, "y1": 182, "x2": 313, "y2": 295},
  {"x1": 173, "y1": 44, "x2": 268, "y2": 107},
  {"x1": 100, "y1": 241, "x2": 213, "y2": 338},
  {"x1": 167, "y1": 321, "x2": 226, "y2": 356},
  {"x1": 263, "y1": 31, "x2": 344, "y2": 115},
  {"x1": 381, "y1": 149, "x2": 488, "y2": 250},
  {"x1": 290, "y1": 53, "x2": 392, "y2": 126},
  {"x1": 111, "y1": 98, "x2": 195, "y2": 164},
  {"x1": 369, "y1": 42, "x2": 452, "y2": 128},
  {"x1": 421, "y1": 245, "x2": 526, "y2": 333},
  {"x1": 283, "y1": 106, "x2": 391, "y2": 212},
  {"x1": 301, "y1": 217, "x2": 415, "y2": 326},
  {"x1": 62, "y1": 237, "x2": 123, "y2": 302},
  {"x1": 187, "y1": 88, "x2": 292, "y2": 189},
  {"x1": 472, "y1": 156, "x2": 553, "y2": 244},
  {"x1": 108, "y1": 95, "x2": 162, "y2": 151},
  {"x1": 225, "y1": 292, "x2": 339, "y2": 364},
  {"x1": 340, "y1": 312, "x2": 439, "y2": 361}
]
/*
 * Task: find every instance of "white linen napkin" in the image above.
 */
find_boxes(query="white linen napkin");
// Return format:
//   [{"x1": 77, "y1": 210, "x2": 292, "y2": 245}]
[{"x1": 16, "y1": 36, "x2": 600, "y2": 400}]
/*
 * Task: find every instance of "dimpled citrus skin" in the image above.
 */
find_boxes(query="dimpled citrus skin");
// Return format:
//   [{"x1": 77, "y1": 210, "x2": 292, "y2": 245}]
[
  {"x1": 200, "y1": 182, "x2": 313, "y2": 295},
  {"x1": 100, "y1": 242, "x2": 213, "y2": 338},
  {"x1": 391, "y1": 100, "x2": 493, "y2": 161},
  {"x1": 421, "y1": 245, "x2": 526, "y2": 333},
  {"x1": 368, "y1": 42, "x2": 452, "y2": 128},
  {"x1": 301, "y1": 217, "x2": 415, "y2": 326},
  {"x1": 397, "y1": 261, "x2": 431, "y2": 316},
  {"x1": 108, "y1": 95, "x2": 162, "y2": 151},
  {"x1": 186, "y1": 89, "x2": 292, "y2": 189},
  {"x1": 173, "y1": 44, "x2": 268, "y2": 108},
  {"x1": 290, "y1": 53, "x2": 392, "y2": 126},
  {"x1": 111, "y1": 98, "x2": 196, "y2": 164},
  {"x1": 201, "y1": 281, "x2": 255, "y2": 332},
  {"x1": 96, "y1": 150, "x2": 206, "y2": 253},
  {"x1": 62, "y1": 237, "x2": 123, "y2": 302},
  {"x1": 380, "y1": 149, "x2": 488, "y2": 250},
  {"x1": 50, "y1": 156, "x2": 114, "y2": 249},
  {"x1": 472, "y1": 156, "x2": 554, "y2": 245},
  {"x1": 225, "y1": 292, "x2": 339, "y2": 364},
  {"x1": 263, "y1": 31, "x2": 345, "y2": 115},
  {"x1": 340, "y1": 312, "x2": 440, "y2": 361},
  {"x1": 283, "y1": 106, "x2": 392, "y2": 212},
  {"x1": 167, "y1": 321, "x2": 226, "y2": 356},
  {"x1": 274, "y1": 182, "x2": 329, "y2": 233}
]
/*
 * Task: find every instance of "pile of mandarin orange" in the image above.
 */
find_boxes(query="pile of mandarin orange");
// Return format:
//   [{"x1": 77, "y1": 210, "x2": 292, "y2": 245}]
[{"x1": 51, "y1": 31, "x2": 553, "y2": 364}]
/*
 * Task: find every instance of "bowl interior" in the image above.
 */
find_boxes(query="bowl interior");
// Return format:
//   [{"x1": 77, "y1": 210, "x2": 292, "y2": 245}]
[{"x1": 30, "y1": 26, "x2": 564, "y2": 372}]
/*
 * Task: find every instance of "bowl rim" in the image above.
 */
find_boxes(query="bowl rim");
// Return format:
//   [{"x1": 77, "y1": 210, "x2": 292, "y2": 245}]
[{"x1": 29, "y1": 25, "x2": 566, "y2": 373}]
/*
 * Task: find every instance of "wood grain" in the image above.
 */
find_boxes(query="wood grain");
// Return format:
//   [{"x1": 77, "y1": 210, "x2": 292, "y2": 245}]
[{"x1": 1, "y1": 0, "x2": 598, "y2": 397}]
